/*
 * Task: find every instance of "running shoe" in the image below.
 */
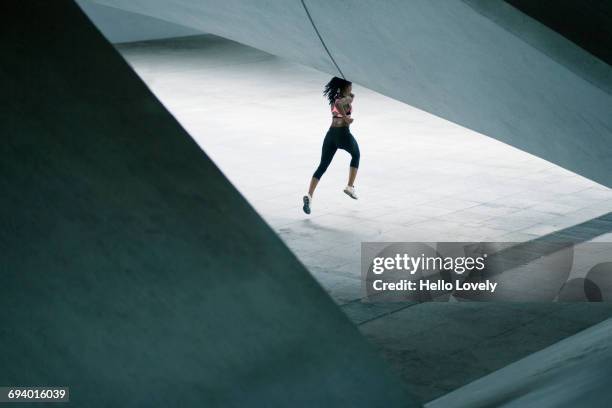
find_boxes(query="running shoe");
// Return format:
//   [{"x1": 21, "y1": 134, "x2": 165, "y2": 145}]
[
  {"x1": 302, "y1": 195, "x2": 312, "y2": 214},
  {"x1": 343, "y1": 186, "x2": 358, "y2": 200}
]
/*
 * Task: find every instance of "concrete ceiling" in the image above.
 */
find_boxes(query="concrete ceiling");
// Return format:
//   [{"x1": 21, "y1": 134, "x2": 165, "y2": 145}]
[{"x1": 87, "y1": 0, "x2": 612, "y2": 188}]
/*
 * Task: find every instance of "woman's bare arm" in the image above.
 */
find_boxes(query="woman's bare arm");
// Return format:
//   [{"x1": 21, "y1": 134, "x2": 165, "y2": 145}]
[{"x1": 334, "y1": 97, "x2": 353, "y2": 124}]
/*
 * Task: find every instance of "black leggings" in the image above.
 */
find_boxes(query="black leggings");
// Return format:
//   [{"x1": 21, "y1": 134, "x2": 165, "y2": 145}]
[{"x1": 313, "y1": 127, "x2": 360, "y2": 179}]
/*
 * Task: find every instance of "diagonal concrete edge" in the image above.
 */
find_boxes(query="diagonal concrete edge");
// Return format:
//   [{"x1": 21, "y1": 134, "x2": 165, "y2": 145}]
[
  {"x1": 89, "y1": 0, "x2": 612, "y2": 188},
  {"x1": 426, "y1": 317, "x2": 612, "y2": 407},
  {"x1": 75, "y1": 0, "x2": 203, "y2": 44},
  {"x1": 0, "y1": 1, "x2": 418, "y2": 406},
  {"x1": 462, "y1": 0, "x2": 612, "y2": 95}
]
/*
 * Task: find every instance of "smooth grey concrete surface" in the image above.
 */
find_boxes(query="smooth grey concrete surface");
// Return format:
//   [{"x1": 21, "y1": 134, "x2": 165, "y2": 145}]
[
  {"x1": 0, "y1": 2, "x2": 417, "y2": 407},
  {"x1": 505, "y1": 0, "x2": 612, "y2": 66},
  {"x1": 426, "y1": 317, "x2": 612, "y2": 408},
  {"x1": 76, "y1": 0, "x2": 201, "y2": 43},
  {"x1": 119, "y1": 34, "x2": 612, "y2": 308},
  {"x1": 92, "y1": 0, "x2": 612, "y2": 188},
  {"x1": 464, "y1": 0, "x2": 612, "y2": 94},
  {"x1": 119, "y1": 34, "x2": 612, "y2": 403},
  {"x1": 360, "y1": 302, "x2": 612, "y2": 402}
]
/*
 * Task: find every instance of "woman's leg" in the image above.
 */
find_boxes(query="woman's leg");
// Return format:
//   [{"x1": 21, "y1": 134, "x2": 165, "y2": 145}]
[
  {"x1": 348, "y1": 166, "x2": 358, "y2": 187},
  {"x1": 341, "y1": 133, "x2": 360, "y2": 199},
  {"x1": 304, "y1": 134, "x2": 337, "y2": 214},
  {"x1": 347, "y1": 134, "x2": 360, "y2": 187},
  {"x1": 308, "y1": 177, "x2": 319, "y2": 197},
  {"x1": 311, "y1": 137, "x2": 337, "y2": 196}
]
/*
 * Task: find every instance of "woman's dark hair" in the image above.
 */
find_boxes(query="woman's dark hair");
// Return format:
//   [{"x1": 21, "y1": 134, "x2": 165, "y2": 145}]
[{"x1": 323, "y1": 76, "x2": 352, "y2": 105}]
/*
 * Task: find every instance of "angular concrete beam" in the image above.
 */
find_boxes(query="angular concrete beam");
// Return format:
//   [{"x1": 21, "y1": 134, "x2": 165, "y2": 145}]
[
  {"x1": 427, "y1": 318, "x2": 612, "y2": 407},
  {"x1": 91, "y1": 0, "x2": 612, "y2": 187},
  {"x1": 0, "y1": 1, "x2": 416, "y2": 406}
]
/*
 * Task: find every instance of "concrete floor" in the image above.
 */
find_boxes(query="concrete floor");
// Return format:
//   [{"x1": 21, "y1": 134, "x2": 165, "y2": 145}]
[{"x1": 118, "y1": 35, "x2": 612, "y2": 402}]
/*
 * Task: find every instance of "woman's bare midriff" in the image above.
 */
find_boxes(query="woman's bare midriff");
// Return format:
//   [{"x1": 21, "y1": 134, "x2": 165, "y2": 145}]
[{"x1": 331, "y1": 117, "x2": 350, "y2": 128}]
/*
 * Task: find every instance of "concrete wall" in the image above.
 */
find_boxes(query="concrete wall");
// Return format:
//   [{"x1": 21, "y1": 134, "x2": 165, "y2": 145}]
[
  {"x1": 506, "y1": 0, "x2": 612, "y2": 66},
  {"x1": 91, "y1": 0, "x2": 612, "y2": 188},
  {"x1": 427, "y1": 318, "x2": 612, "y2": 407},
  {"x1": 76, "y1": 0, "x2": 201, "y2": 43},
  {"x1": 0, "y1": 1, "x2": 417, "y2": 406}
]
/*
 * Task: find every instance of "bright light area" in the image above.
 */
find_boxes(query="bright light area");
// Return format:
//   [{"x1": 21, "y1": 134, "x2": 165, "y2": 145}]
[{"x1": 119, "y1": 34, "x2": 612, "y2": 304}]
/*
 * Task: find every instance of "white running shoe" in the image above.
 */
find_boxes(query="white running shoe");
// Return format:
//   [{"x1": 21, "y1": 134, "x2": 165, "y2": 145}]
[
  {"x1": 302, "y1": 194, "x2": 312, "y2": 214},
  {"x1": 343, "y1": 186, "x2": 358, "y2": 200}
]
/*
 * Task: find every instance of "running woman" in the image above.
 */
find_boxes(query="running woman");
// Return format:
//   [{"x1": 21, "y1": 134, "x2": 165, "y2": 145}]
[{"x1": 302, "y1": 77, "x2": 360, "y2": 214}]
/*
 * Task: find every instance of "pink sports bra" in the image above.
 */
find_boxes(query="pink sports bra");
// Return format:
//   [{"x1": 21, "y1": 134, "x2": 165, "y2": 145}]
[{"x1": 332, "y1": 95, "x2": 352, "y2": 118}]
